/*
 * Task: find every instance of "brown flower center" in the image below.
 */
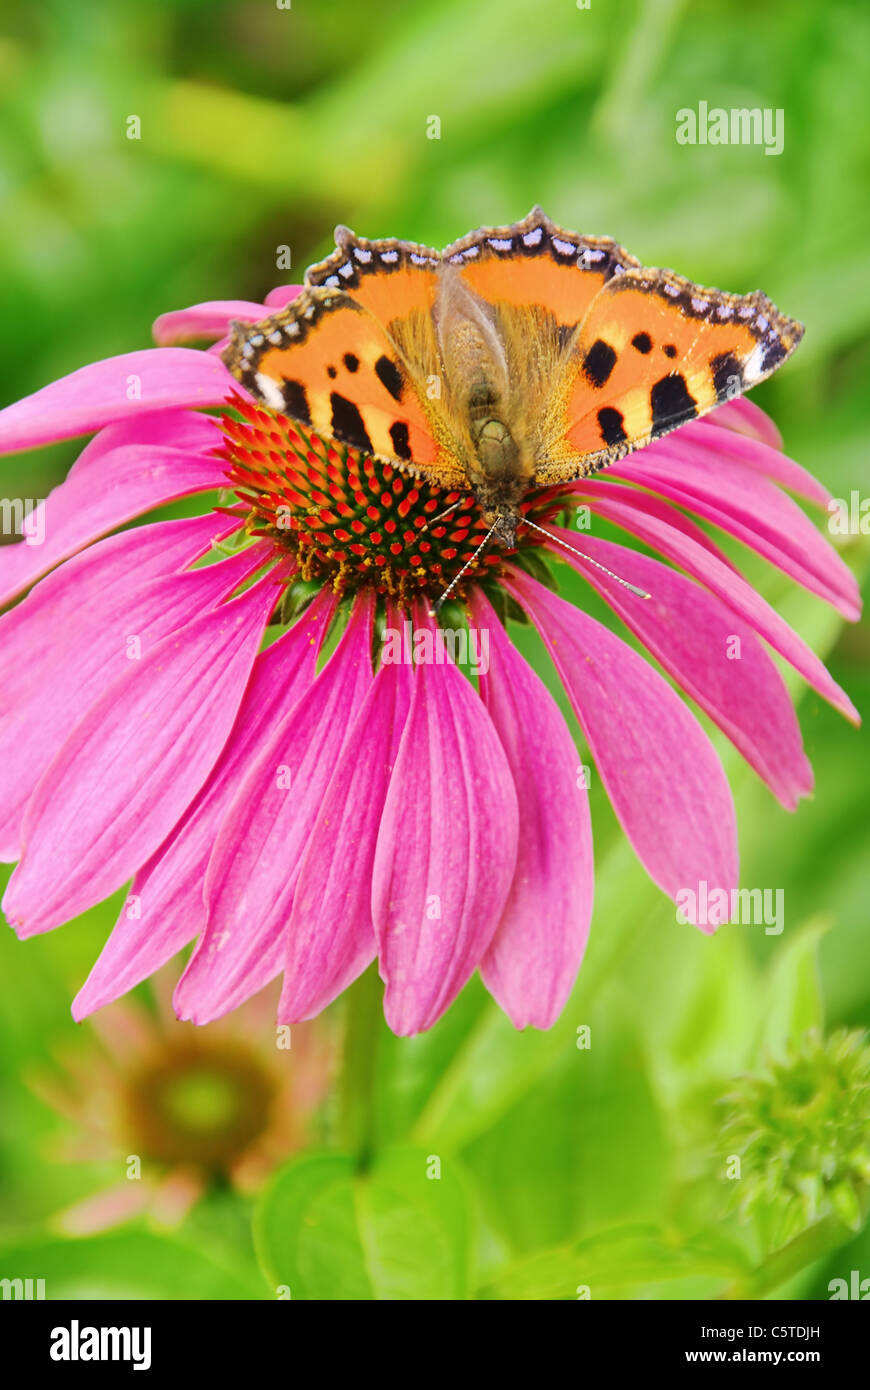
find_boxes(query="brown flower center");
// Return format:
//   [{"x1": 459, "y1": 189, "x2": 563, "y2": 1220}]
[
  {"x1": 217, "y1": 395, "x2": 555, "y2": 605},
  {"x1": 124, "y1": 1043, "x2": 276, "y2": 1171}
]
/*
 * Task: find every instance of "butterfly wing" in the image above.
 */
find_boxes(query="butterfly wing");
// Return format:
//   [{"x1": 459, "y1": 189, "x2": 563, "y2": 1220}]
[
  {"x1": 535, "y1": 267, "x2": 804, "y2": 483},
  {"x1": 444, "y1": 206, "x2": 640, "y2": 333},
  {"x1": 222, "y1": 280, "x2": 469, "y2": 491},
  {"x1": 305, "y1": 225, "x2": 441, "y2": 324},
  {"x1": 439, "y1": 208, "x2": 645, "y2": 470}
]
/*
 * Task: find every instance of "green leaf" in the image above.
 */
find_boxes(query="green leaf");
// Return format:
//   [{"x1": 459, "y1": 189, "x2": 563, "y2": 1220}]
[
  {"x1": 830, "y1": 1181, "x2": 864, "y2": 1233},
  {"x1": 462, "y1": 998, "x2": 669, "y2": 1250},
  {"x1": 755, "y1": 917, "x2": 828, "y2": 1059},
  {"x1": 254, "y1": 1147, "x2": 474, "y2": 1300},
  {"x1": 479, "y1": 1223, "x2": 750, "y2": 1301},
  {"x1": 0, "y1": 1229, "x2": 266, "y2": 1300}
]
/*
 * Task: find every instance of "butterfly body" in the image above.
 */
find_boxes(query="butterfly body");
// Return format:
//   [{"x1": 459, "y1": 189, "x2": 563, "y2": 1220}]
[{"x1": 223, "y1": 209, "x2": 803, "y2": 549}]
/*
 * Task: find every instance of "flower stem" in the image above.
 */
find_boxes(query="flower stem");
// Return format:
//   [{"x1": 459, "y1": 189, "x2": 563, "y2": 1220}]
[
  {"x1": 720, "y1": 1206, "x2": 867, "y2": 1299},
  {"x1": 337, "y1": 963, "x2": 383, "y2": 1170}
]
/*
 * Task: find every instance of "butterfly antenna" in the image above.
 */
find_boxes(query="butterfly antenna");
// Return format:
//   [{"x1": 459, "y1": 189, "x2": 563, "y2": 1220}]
[
  {"x1": 519, "y1": 517, "x2": 651, "y2": 599},
  {"x1": 420, "y1": 499, "x2": 464, "y2": 534},
  {"x1": 427, "y1": 519, "x2": 500, "y2": 617}
]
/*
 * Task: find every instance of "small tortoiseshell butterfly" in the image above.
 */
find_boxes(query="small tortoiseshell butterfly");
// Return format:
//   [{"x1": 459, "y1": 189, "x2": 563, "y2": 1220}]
[{"x1": 223, "y1": 207, "x2": 803, "y2": 550}]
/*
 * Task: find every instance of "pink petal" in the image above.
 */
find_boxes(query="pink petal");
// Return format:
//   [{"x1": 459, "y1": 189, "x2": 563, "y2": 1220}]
[
  {"x1": 264, "y1": 285, "x2": 303, "y2": 308},
  {"x1": 3, "y1": 564, "x2": 283, "y2": 934},
  {"x1": 56, "y1": 1182, "x2": 154, "y2": 1235},
  {"x1": 278, "y1": 654, "x2": 413, "y2": 1022},
  {"x1": 174, "y1": 595, "x2": 375, "y2": 1024},
  {"x1": 701, "y1": 396, "x2": 784, "y2": 451},
  {"x1": 504, "y1": 569, "x2": 738, "y2": 918},
  {"x1": 0, "y1": 512, "x2": 237, "y2": 708},
  {"x1": 71, "y1": 408, "x2": 222, "y2": 470},
  {"x1": 198, "y1": 287, "x2": 302, "y2": 355},
  {"x1": 469, "y1": 591, "x2": 594, "y2": 1030},
  {"x1": 0, "y1": 416, "x2": 229, "y2": 606},
  {"x1": 564, "y1": 484, "x2": 739, "y2": 572},
  {"x1": 87, "y1": 1000, "x2": 156, "y2": 1061},
  {"x1": 546, "y1": 526, "x2": 813, "y2": 810},
  {"x1": 72, "y1": 592, "x2": 334, "y2": 1020},
  {"x1": 152, "y1": 300, "x2": 272, "y2": 346},
  {"x1": 150, "y1": 1169, "x2": 206, "y2": 1227},
  {"x1": 579, "y1": 479, "x2": 859, "y2": 724},
  {"x1": 0, "y1": 348, "x2": 237, "y2": 455},
  {"x1": 0, "y1": 531, "x2": 254, "y2": 861},
  {"x1": 687, "y1": 415, "x2": 830, "y2": 508},
  {"x1": 372, "y1": 607, "x2": 519, "y2": 1035},
  {"x1": 612, "y1": 443, "x2": 859, "y2": 617}
]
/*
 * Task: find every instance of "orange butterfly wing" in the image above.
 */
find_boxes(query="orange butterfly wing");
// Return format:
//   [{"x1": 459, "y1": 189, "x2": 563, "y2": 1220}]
[
  {"x1": 445, "y1": 207, "x2": 640, "y2": 331},
  {"x1": 304, "y1": 225, "x2": 440, "y2": 325},
  {"x1": 537, "y1": 267, "x2": 804, "y2": 482},
  {"x1": 222, "y1": 282, "x2": 468, "y2": 490},
  {"x1": 224, "y1": 217, "x2": 805, "y2": 507}
]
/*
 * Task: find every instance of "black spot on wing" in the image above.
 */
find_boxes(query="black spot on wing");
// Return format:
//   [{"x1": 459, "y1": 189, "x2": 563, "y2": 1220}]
[
  {"x1": 282, "y1": 380, "x2": 311, "y2": 425},
  {"x1": 389, "y1": 421, "x2": 412, "y2": 460},
  {"x1": 711, "y1": 352, "x2": 744, "y2": 402},
  {"x1": 597, "y1": 407, "x2": 627, "y2": 446},
  {"x1": 330, "y1": 393, "x2": 373, "y2": 455},
  {"x1": 343, "y1": 352, "x2": 360, "y2": 373},
  {"x1": 631, "y1": 332, "x2": 652, "y2": 354},
  {"x1": 760, "y1": 337, "x2": 787, "y2": 373},
  {"x1": 236, "y1": 365, "x2": 258, "y2": 396},
  {"x1": 650, "y1": 374, "x2": 697, "y2": 437},
  {"x1": 375, "y1": 355, "x2": 404, "y2": 401},
  {"x1": 327, "y1": 365, "x2": 337, "y2": 379},
  {"x1": 663, "y1": 344, "x2": 677, "y2": 358},
  {"x1": 583, "y1": 339, "x2": 617, "y2": 388}
]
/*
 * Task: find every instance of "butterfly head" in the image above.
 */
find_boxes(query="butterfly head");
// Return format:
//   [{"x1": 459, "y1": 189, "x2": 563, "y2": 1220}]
[{"x1": 479, "y1": 501, "x2": 520, "y2": 550}]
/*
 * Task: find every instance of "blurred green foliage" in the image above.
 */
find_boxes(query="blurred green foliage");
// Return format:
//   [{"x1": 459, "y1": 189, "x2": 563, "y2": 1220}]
[{"x1": 0, "y1": 0, "x2": 868, "y2": 1300}]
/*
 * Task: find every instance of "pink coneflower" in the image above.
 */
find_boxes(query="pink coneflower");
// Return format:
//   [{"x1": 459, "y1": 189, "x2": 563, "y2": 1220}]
[
  {"x1": 0, "y1": 280, "x2": 859, "y2": 1035},
  {"x1": 29, "y1": 975, "x2": 334, "y2": 1233}
]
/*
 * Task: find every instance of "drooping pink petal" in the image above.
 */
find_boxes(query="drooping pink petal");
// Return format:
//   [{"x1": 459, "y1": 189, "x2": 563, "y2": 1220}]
[
  {"x1": 174, "y1": 594, "x2": 375, "y2": 1024},
  {"x1": 0, "y1": 512, "x2": 238, "y2": 709},
  {"x1": 3, "y1": 564, "x2": 284, "y2": 934},
  {"x1": 469, "y1": 590, "x2": 593, "y2": 1030},
  {"x1": 152, "y1": 300, "x2": 272, "y2": 346},
  {"x1": 151, "y1": 1169, "x2": 206, "y2": 1227},
  {"x1": 0, "y1": 348, "x2": 238, "y2": 455},
  {"x1": 504, "y1": 569, "x2": 738, "y2": 919},
  {"x1": 701, "y1": 396, "x2": 783, "y2": 451},
  {"x1": 278, "y1": 654, "x2": 413, "y2": 1023},
  {"x1": 687, "y1": 415, "x2": 830, "y2": 508},
  {"x1": 264, "y1": 285, "x2": 303, "y2": 308},
  {"x1": 202, "y1": 286, "x2": 303, "y2": 356},
  {"x1": 545, "y1": 527, "x2": 813, "y2": 810},
  {"x1": 73, "y1": 408, "x2": 222, "y2": 469},
  {"x1": 578, "y1": 479, "x2": 859, "y2": 723},
  {"x1": 0, "y1": 415, "x2": 230, "y2": 605},
  {"x1": 612, "y1": 442, "x2": 859, "y2": 617},
  {"x1": 56, "y1": 1182, "x2": 154, "y2": 1236},
  {"x1": 371, "y1": 606, "x2": 519, "y2": 1035},
  {"x1": 86, "y1": 999, "x2": 157, "y2": 1061},
  {"x1": 560, "y1": 483, "x2": 739, "y2": 572},
  {"x1": 0, "y1": 534, "x2": 257, "y2": 861},
  {"x1": 72, "y1": 592, "x2": 335, "y2": 1020}
]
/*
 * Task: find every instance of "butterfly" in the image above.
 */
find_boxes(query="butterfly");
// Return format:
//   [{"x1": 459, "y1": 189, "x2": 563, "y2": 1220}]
[{"x1": 223, "y1": 207, "x2": 803, "y2": 551}]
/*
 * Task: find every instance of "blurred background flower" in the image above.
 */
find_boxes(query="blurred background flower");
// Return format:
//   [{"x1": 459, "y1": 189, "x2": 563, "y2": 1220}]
[
  {"x1": 720, "y1": 1028, "x2": 870, "y2": 1252},
  {"x1": 27, "y1": 975, "x2": 335, "y2": 1235}
]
